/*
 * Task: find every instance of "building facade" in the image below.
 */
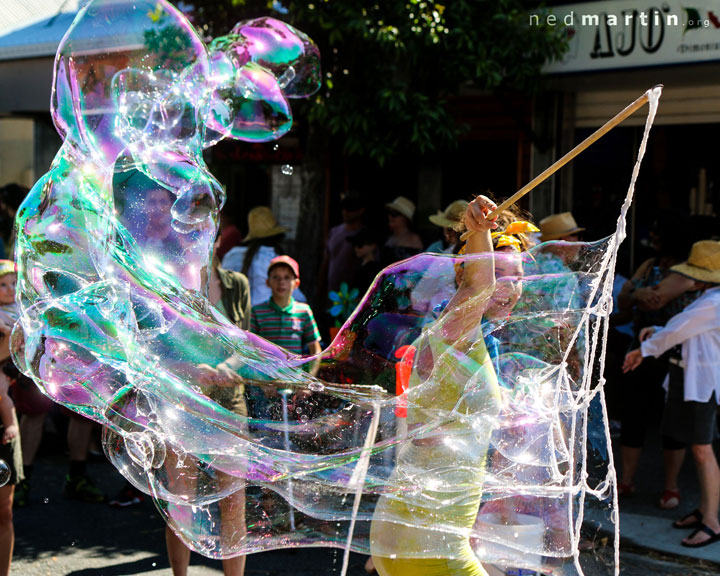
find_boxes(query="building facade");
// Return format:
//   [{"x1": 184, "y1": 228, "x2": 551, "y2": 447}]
[{"x1": 533, "y1": 0, "x2": 720, "y2": 273}]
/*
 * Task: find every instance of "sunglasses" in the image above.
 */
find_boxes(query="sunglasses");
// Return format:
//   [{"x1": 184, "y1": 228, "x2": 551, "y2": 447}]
[{"x1": 387, "y1": 210, "x2": 402, "y2": 218}]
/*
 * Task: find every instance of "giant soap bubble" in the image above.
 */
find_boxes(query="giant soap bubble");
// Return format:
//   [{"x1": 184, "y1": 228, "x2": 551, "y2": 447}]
[{"x1": 13, "y1": 1, "x2": 661, "y2": 574}]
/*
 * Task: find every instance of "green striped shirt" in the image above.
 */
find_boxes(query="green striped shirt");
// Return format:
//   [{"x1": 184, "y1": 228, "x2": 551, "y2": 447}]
[{"x1": 250, "y1": 297, "x2": 321, "y2": 354}]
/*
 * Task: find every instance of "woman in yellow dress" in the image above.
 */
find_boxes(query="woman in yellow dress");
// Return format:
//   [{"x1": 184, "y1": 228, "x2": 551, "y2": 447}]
[{"x1": 370, "y1": 195, "x2": 502, "y2": 576}]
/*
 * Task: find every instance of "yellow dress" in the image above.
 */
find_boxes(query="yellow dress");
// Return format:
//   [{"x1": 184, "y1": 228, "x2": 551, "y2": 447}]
[{"x1": 370, "y1": 330, "x2": 500, "y2": 576}]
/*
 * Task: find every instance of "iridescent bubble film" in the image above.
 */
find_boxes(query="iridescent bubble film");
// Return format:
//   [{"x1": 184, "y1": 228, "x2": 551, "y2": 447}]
[
  {"x1": 13, "y1": 0, "x2": 662, "y2": 573},
  {"x1": 0, "y1": 460, "x2": 9, "y2": 487}
]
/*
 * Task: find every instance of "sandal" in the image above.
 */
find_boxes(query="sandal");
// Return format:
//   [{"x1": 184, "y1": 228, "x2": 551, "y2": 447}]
[
  {"x1": 617, "y1": 481, "x2": 635, "y2": 497},
  {"x1": 672, "y1": 509, "x2": 703, "y2": 530},
  {"x1": 658, "y1": 489, "x2": 680, "y2": 510},
  {"x1": 578, "y1": 537, "x2": 594, "y2": 551},
  {"x1": 681, "y1": 523, "x2": 720, "y2": 548}
]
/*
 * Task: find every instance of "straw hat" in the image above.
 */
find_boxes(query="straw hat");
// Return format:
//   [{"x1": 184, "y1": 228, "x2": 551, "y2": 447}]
[
  {"x1": 539, "y1": 212, "x2": 585, "y2": 241},
  {"x1": 243, "y1": 206, "x2": 287, "y2": 242},
  {"x1": 670, "y1": 240, "x2": 720, "y2": 284},
  {"x1": 385, "y1": 196, "x2": 415, "y2": 221},
  {"x1": 429, "y1": 200, "x2": 469, "y2": 228},
  {"x1": 0, "y1": 260, "x2": 15, "y2": 277}
]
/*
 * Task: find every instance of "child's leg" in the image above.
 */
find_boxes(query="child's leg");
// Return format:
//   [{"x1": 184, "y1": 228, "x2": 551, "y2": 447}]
[
  {"x1": 219, "y1": 497, "x2": 247, "y2": 576},
  {"x1": 19, "y1": 413, "x2": 45, "y2": 468},
  {"x1": 691, "y1": 443, "x2": 720, "y2": 528},
  {"x1": 221, "y1": 555, "x2": 246, "y2": 576},
  {"x1": 0, "y1": 484, "x2": 14, "y2": 576},
  {"x1": 64, "y1": 415, "x2": 104, "y2": 502},
  {"x1": 661, "y1": 436, "x2": 686, "y2": 493},
  {"x1": 163, "y1": 447, "x2": 198, "y2": 576},
  {"x1": 619, "y1": 446, "x2": 641, "y2": 488},
  {"x1": 67, "y1": 416, "x2": 92, "y2": 463},
  {"x1": 165, "y1": 525, "x2": 191, "y2": 576}
]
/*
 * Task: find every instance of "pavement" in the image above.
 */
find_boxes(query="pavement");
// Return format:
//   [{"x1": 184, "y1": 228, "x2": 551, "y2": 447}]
[
  {"x1": 9, "y1": 419, "x2": 720, "y2": 575},
  {"x1": 8, "y1": 419, "x2": 383, "y2": 576},
  {"x1": 11, "y1": 446, "x2": 370, "y2": 576},
  {"x1": 587, "y1": 425, "x2": 720, "y2": 568}
]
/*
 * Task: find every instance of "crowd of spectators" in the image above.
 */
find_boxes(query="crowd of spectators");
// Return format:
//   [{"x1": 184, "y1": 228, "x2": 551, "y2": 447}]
[{"x1": 0, "y1": 179, "x2": 718, "y2": 576}]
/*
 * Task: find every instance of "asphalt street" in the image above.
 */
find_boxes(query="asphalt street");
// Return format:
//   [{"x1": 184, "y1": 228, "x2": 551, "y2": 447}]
[{"x1": 9, "y1": 431, "x2": 720, "y2": 575}]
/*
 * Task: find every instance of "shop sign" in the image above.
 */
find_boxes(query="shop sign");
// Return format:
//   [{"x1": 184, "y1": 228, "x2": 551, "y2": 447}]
[{"x1": 534, "y1": 0, "x2": 720, "y2": 73}]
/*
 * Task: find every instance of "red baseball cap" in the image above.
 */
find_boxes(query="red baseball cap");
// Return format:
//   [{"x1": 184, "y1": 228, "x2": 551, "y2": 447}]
[{"x1": 268, "y1": 255, "x2": 300, "y2": 278}]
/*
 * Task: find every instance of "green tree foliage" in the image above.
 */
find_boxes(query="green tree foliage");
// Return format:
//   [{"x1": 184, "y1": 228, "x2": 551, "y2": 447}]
[{"x1": 192, "y1": 1, "x2": 566, "y2": 164}]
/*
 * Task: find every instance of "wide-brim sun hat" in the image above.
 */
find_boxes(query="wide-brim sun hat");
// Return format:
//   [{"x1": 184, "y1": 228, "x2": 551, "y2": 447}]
[
  {"x1": 539, "y1": 212, "x2": 585, "y2": 241},
  {"x1": 0, "y1": 260, "x2": 15, "y2": 277},
  {"x1": 429, "y1": 199, "x2": 469, "y2": 229},
  {"x1": 385, "y1": 196, "x2": 415, "y2": 221},
  {"x1": 670, "y1": 240, "x2": 720, "y2": 284},
  {"x1": 243, "y1": 206, "x2": 287, "y2": 242}
]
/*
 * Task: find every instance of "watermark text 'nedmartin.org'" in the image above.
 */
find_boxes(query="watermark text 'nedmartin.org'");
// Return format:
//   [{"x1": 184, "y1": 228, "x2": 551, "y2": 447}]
[{"x1": 530, "y1": 11, "x2": 713, "y2": 28}]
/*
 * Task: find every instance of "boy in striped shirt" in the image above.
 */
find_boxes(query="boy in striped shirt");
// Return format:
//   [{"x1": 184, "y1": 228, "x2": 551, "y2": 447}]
[{"x1": 250, "y1": 255, "x2": 322, "y2": 356}]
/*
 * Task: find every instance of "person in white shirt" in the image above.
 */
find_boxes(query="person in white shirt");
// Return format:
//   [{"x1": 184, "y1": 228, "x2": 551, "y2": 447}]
[{"x1": 623, "y1": 240, "x2": 720, "y2": 548}]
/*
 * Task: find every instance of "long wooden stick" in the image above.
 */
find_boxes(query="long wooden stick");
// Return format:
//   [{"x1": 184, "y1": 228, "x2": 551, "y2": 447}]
[{"x1": 460, "y1": 85, "x2": 662, "y2": 241}]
